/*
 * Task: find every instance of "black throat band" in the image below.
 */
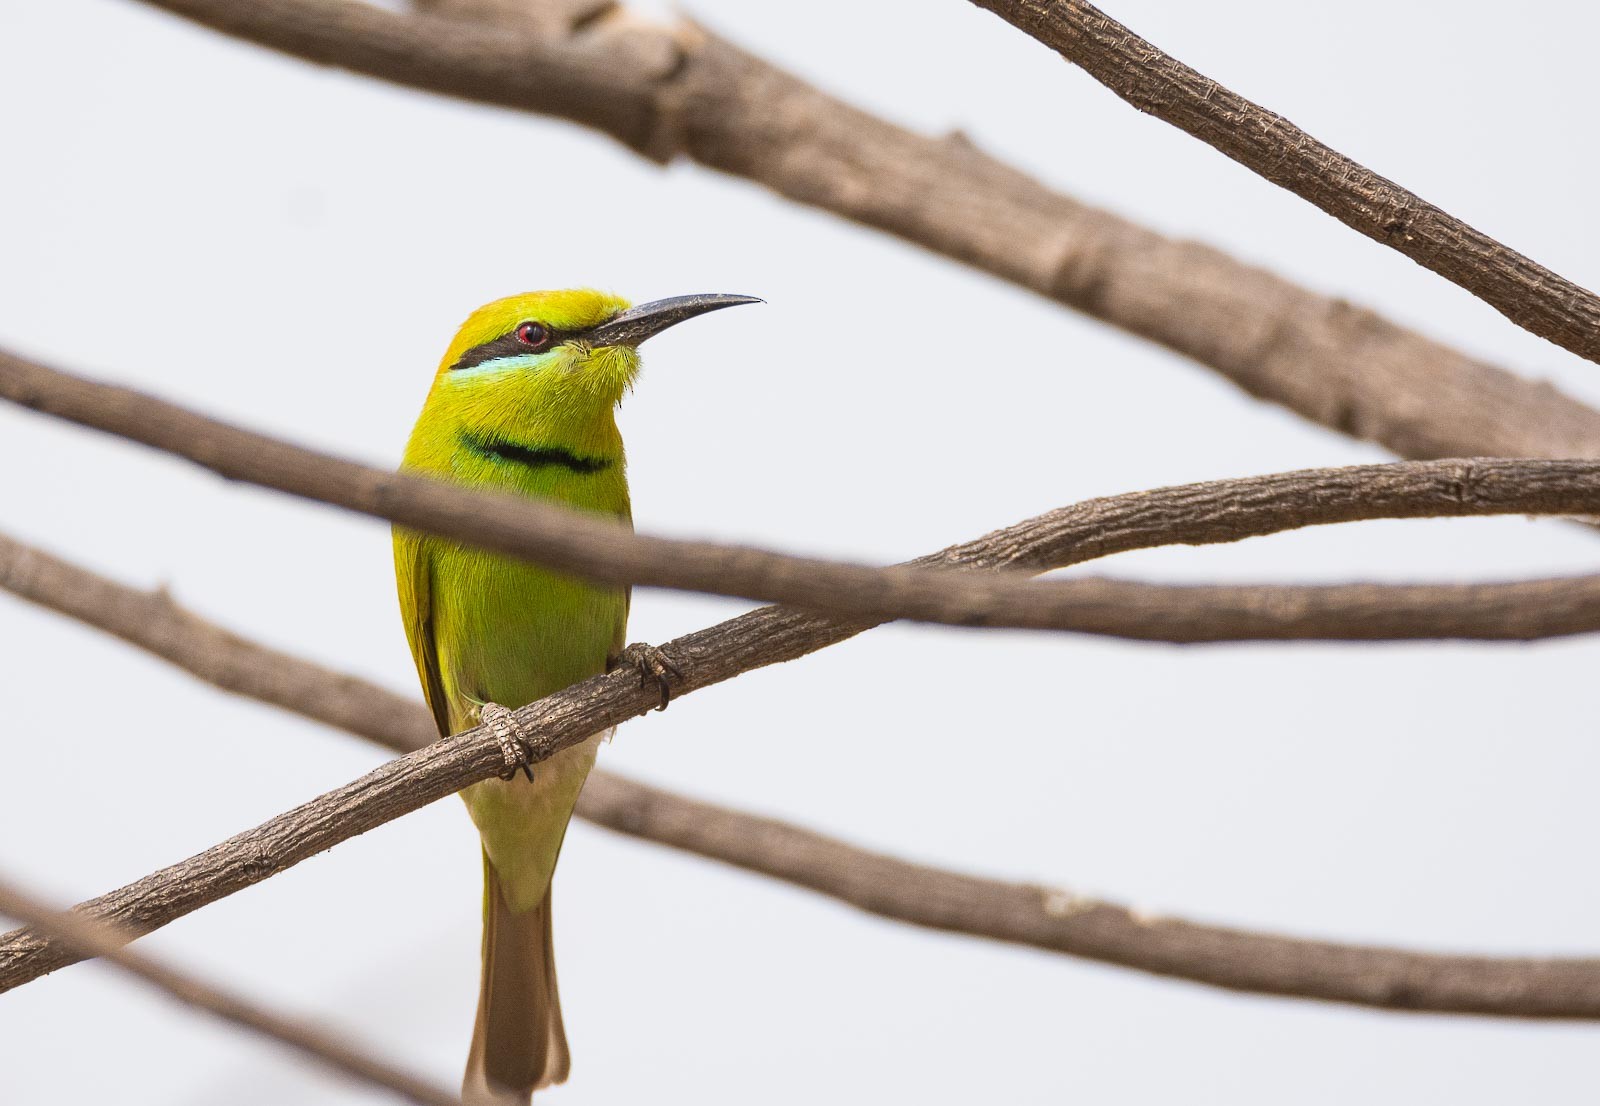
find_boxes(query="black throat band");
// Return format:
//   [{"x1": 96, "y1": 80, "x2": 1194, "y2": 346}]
[{"x1": 458, "y1": 431, "x2": 613, "y2": 475}]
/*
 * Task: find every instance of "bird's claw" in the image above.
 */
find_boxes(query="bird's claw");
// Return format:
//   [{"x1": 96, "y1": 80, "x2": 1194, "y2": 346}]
[
  {"x1": 479, "y1": 702, "x2": 536, "y2": 782},
  {"x1": 611, "y1": 642, "x2": 683, "y2": 711}
]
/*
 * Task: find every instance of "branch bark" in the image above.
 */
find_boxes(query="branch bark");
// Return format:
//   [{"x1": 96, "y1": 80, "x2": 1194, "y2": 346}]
[
  {"x1": 9, "y1": 348, "x2": 1600, "y2": 642},
  {"x1": 0, "y1": 876, "x2": 462, "y2": 1106},
  {"x1": 124, "y1": 0, "x2": 1600, "y2": 463},
  {"x1": 966, "y1": 0, "x2": 1600, "y2": 364},
  {"x1": 7, "y1": 475, "x2": 1600, "y2": 1014}
]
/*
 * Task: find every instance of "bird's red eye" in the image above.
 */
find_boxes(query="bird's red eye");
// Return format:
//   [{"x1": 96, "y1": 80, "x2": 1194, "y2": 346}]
[{"x1": 515, "y1": 322, "x2": 550, "y2": 348}]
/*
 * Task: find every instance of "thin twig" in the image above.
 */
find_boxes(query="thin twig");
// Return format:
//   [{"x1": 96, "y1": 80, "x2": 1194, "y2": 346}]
[
  {"x1": 966, "y1": 0, "x2": 1600, "y2": 363},
  {"x1": 121, "y1": 0, "x2": 1600, "y2": 462},
  {"x1": 7, "y1": 474, "x2": 1600, "y2": 1013},
  {"x1": 7, "y1": 349, "x2": 1600, "y2": 642},
  {"x1": 0, "y1": 876, "x2": 462, "y2": 1106}
]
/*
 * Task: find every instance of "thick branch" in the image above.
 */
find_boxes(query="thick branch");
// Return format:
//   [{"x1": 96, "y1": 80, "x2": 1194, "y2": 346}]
[
  {"x1": 8, "y1": 474, "x2": 1600, "y2": 1013},
  {"x1": 966, "y1": 0, "x2": 1600, "y2": 363},
  {"x1": 136, "y1": 0, "x2": 659, "y2": 146},
  {"x1": 126, "y1": 0, "x2": 1600, "y2": 462},
  {"x1": 9, "y1": 349, "x2": 1600, "y2": 642},
  {"x1": 0, "y1": 877, "x2": 461, "y2": 1106}
]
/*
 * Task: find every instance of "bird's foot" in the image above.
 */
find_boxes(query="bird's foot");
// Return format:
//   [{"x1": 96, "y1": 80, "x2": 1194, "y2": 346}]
[
  {"x1": 479, "y1": 702, "x2": 536, "y2": 782},
  {"x1": 611, "y1": 642, "x2": 683, "y2": 711}
]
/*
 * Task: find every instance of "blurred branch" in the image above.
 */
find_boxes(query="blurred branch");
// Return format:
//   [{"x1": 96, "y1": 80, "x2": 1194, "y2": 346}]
[
  {"x1": 0, "y1": 534, "x2": 439, "y2": 752},
  {"x1": 577, "y1": 775, "x2": 1600, "y2": 1019},
  {"x1": 0, "y1": 876, "x2": 462, "y2": 1106},
  {"x1": 967, "y1": 0, "x2": 1600, "y2": 363},
  {"x1": 414, "y1": 0, "x2": 599, "y2": 29},
  {"x1": 10, "y1": 349, "x2": 1600, "y2": 641},
  {"x1": 127, "y1": 0, "x2": 1600, "y2": 462},
  {"x1": 8, "y1": 494, "x2": 1600, "y2": 1014}
]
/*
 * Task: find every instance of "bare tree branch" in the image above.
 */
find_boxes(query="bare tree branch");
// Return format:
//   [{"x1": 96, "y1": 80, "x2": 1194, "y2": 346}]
[
  {"x1": 123, "y1": 0, "x2": 1600, "y2": 463},
  {"x1": 0, "y1": 876, "x2": 462, "y2": 1106},
  {"x1": 8, "y1": 459, "x2": 1600, "y2": 1013},
  {"x1": 9, "y1": 348, "x2": 1600, "y2": 642},
  {"x1": 576, "y1": 775, "x2": 1600, "y2": 1019},
  {"x1": 965, "y1": 0, "x2": 1600, "y2": 364},
  {"x1": 0, "y1": 623, "x2": 777, "y2": 995},
  {"x1": 0, "y1": 533, "x2": 439, "y2": 753}
]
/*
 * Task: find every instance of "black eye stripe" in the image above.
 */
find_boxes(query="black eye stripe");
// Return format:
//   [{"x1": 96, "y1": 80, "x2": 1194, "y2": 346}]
[{"x1": 448, "y1": 325, "x2": 578, "y2": 372}]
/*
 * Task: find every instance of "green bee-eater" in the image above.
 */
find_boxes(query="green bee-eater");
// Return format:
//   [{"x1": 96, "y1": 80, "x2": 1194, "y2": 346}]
[{"x1": 394, "y1": 289, "x2": 758, "y2": 1102}]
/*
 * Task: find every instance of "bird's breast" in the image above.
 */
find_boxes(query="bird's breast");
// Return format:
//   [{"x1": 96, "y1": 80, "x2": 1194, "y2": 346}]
[{"x1": 431, "y1": 544, "x2": 627, "y2": 732}]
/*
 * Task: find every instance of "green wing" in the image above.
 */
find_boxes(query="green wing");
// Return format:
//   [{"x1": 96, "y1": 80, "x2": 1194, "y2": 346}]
[
  {"x1": 395, "y1": 530, "x2": 453, "y2": 738},
  {"x1": 610, "y1": 497, "x2": 633, "y2": 662},
  {"x1": 611, "y1": 587, "x2": 631, "y2": 664}
]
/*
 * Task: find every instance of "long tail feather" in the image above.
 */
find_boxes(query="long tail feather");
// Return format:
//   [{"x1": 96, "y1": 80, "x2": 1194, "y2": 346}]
[{"x1": 464, "y1": 852, "x2": 569, "y2": 1103}]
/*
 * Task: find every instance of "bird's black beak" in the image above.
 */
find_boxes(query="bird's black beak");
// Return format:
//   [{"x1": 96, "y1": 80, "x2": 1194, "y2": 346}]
[{"x1": 586, "y1": 293, "x2": 762, "y2": 348}]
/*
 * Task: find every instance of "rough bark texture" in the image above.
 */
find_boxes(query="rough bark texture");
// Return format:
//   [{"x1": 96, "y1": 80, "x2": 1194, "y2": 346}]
[
  {"x1": 967, "y1": 0, "x2": 1600, "y2": 363},
  {"x1": 127, "y1": 0, "x2": 1600, "y2": 463},
  {"x1": 8, "y1": 455, "x2": 1600, "y2": 1013},
  {"x1": 8, "y1": 348, "x2": 1600, "y2": 642}
]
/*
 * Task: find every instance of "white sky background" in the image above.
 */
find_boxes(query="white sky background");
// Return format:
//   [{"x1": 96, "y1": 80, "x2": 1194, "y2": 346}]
[{"x1": 3, "y1": 1, "x2": 1600, "y2": 1101}]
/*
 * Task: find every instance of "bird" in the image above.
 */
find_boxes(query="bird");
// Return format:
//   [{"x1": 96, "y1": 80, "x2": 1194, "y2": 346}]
[{"x1": 393, "y1": 288, "x2": 759, "y2": 1102}]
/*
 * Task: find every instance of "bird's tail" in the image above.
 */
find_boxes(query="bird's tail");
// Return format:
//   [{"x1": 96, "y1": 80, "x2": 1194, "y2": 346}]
[{"x1": 464, "y1": 851, "x2": 569, "y2": 1104}]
